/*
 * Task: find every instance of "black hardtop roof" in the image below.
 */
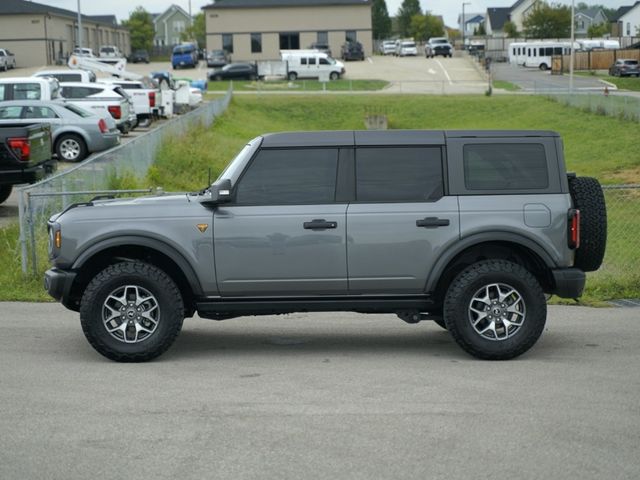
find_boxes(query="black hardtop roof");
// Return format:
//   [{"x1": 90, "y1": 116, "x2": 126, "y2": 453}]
[{"x1": 260, "y1": 130, "x2": 560, "y2": 147}]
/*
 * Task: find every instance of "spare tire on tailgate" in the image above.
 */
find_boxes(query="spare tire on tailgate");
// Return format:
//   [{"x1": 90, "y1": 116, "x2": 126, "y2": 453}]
[{"x1": 568, "y1": 176, "x2": 607, "y2": 272}]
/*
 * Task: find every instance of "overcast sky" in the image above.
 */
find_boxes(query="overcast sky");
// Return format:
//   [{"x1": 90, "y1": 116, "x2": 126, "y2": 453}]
[{"x1": 32, "y1": 0, "x2": 630, "y2": 28}]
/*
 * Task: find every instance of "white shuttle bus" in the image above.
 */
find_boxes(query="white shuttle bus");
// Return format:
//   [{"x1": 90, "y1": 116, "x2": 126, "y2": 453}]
[{"x1": 522, "y1": 42, "x2": 572, "y2": 70}]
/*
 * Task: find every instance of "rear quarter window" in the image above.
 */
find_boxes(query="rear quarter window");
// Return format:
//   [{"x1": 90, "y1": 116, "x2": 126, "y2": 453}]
[{"x1": 463, "y1": 144, "x2": 548, "y2": 190}]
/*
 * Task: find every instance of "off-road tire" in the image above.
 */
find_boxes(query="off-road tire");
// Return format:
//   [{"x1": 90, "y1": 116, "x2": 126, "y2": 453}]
[
  {"x1": 0, "y1": 185, "x2": 12, "y2": 204},
  {"x1": 568, "y1": 176, "x2": 607, "y2": 272},
  {"x1": 80, "y1": 261, "x2": 184, "y2": 362},
  {"x1": 443, "y1": 260, "x2": 546, "y2": 360}
]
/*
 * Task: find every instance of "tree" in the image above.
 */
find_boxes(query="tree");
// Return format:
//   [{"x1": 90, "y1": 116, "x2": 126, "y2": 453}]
[
  {"x1": 474, "y1": 23, "x2": 486, "y2": 36},
  {"x1": 122, "y1": 6, "x2": 154, "y2": 52},
  {"x1": 372, "y1": 0, "x2": 392, "y2": 40},
  {"x1": 397, "y1": 0, "x2": 421, "y2": 37},
  {"x1": 587, "y1": 22, "x2": 610, "y2": 38},
  {"x1": 503, "y1": 21, "x2": 520, "y2": 38},
  {"x1": 181, "y1": 12, "x2": 205, "y2": 47},
  {"x1": 409, "y1": 13, "x2": 444, "y2": 41},
  {"x1": 523, "y1": 3, "x2": 571, "y2": 39}
]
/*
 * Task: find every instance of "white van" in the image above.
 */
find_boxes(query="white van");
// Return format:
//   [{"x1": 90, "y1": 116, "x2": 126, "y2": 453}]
[
  {"x1": 0, "y1": 77, "x2": 61, "y2": 101},
  {"x1": 280, "y1": 50, "x2": 345, "y2": 81}
]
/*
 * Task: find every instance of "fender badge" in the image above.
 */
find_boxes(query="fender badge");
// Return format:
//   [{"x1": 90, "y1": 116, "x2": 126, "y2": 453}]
[{"x1": 196, "y1": 224, "x2": 209, "y2": 233}]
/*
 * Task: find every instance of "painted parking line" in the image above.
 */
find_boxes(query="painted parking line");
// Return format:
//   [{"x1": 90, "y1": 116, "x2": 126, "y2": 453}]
[{"x1": 435, "y1": 59, "x2": 453, "y2": 85}]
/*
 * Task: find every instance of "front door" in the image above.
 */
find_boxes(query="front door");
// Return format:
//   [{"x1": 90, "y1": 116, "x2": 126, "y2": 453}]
[{"x1": 214, "y1": 147, "x2": 348, "y2": 296}]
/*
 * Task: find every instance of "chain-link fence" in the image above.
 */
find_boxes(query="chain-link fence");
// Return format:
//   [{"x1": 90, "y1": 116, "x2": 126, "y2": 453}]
[
  {"x1": 590, "y1": 185, "x2": 640, "y2": 298},
  {"x1": 17, "y1": 88, "x2": 232, "y2": 274},
  {"x1": 546, "y1": 92, "x2": 640, "y2": 123}
]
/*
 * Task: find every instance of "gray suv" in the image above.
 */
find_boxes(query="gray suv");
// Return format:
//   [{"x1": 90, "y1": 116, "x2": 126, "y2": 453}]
[{"x1": 45, "y1": 130, "x2": 607, "y2": 362}]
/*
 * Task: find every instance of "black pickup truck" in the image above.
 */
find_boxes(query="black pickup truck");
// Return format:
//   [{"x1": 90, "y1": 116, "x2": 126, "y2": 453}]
[{"x1": 0, "y1": 124, "x2": 55, "y2": 204}]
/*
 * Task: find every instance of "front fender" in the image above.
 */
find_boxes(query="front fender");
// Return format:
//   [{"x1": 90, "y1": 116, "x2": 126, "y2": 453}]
[{"x1": 72, "y1": 235, "x2": 205, "y2": 296}]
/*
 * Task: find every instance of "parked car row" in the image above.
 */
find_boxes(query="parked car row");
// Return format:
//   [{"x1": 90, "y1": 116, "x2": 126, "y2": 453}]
[{"x1": 0, "y1": 70, "x2": 161, "y2": 162}]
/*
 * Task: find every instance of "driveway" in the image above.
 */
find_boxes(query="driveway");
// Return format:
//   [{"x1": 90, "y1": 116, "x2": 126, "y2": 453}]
[{"x1": 1, "y1": 303, "x2": 639, "y2": 479}]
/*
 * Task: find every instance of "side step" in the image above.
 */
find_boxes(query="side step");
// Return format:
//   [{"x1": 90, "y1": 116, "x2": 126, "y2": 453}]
[{"x1": 196, "y1": 295, "x2": 436, "y2": 320}]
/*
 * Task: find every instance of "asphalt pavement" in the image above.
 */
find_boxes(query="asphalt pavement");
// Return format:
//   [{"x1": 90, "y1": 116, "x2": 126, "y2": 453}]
[
  {"x1": 1, "y1": 302, "x2": 639, "y2": 479},
  {"x1": 492, "y1": 62, "x2": 611, "y2": 92}
]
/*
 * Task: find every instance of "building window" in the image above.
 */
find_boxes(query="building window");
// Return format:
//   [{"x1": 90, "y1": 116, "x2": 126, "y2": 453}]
[
  {"x1": 279, "y1": 33, "x2": 300, "y2": 50},
  {"x1": 174, "y1": 20, "x2": 185, "y2": 33},
  {"x1": 222, "y1": 33, "x2": 233, "y2": 54},
  {"x1": 627, "y1": 22, "x2": 631, "y2": 35},
  {"x1": 317, "y1": 31, "x2": 328, "y2": 44},
  {"x1": 346, "y1": 30, "x2": 357, "y2": 42},
  {"x1": 251, "y1": 33, "x2": 262, "y2": 53}
]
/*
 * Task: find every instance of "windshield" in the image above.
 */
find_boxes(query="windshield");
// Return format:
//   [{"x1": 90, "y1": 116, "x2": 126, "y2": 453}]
[
  {"x1": 402, "y1": 42, "x2": 416, "y2": 48},
  {"x1": 326, "y1": 56, "x2": 337, "y2": 65}
]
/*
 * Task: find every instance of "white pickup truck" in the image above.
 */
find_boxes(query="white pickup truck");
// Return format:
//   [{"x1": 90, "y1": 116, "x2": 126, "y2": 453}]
[
  {"x1": 99, "y1": 78, "x2": 157, "y2": 128},
  {"x1": 59, "y1": 82, "x2": 134, "y2": 134},
  {"x1": 0, "y1": 48, "x2": 16, "y2": 71}
]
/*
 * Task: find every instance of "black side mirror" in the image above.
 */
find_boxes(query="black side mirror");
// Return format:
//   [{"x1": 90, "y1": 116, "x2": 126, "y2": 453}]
[{"x1": 200, "y1": 179, "x2": 232, "y2": 207}]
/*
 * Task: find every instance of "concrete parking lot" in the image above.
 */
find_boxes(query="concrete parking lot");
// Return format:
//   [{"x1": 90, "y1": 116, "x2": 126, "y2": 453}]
[{"x1": 1, "y1": 302, "x2": 639, "y2": 479}]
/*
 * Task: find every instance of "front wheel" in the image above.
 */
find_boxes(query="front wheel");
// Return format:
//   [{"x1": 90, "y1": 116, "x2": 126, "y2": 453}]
[
  {"x1": 329, "y1": 71, "x2": 340, "y2": 80},
  {"x1": 80, "y1": 261, "x2": 185, "y2": 362},
  {"x1": 443, "y1": 260, "x2": 546, "y2": 360}
]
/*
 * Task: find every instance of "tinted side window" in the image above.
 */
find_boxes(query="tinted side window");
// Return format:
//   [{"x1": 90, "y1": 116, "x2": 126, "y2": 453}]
[
  {"x1": 463, "y1": 144, "x2": 548, "y2": 190},
  {"x1": 355, "y1": 147, "x2": 443, "y2": 202},
  {"x1": 0, "y1": 106, "x2": 22, "y2": 119},
  {"x1": 235, "y1": 148, "x2": 338, "y2": 205}
]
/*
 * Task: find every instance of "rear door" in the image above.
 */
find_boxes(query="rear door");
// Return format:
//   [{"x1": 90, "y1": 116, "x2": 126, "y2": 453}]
[
  {"x1": 346, "y1": 140, "x2": 460, "y2": 294},
  {"x1": 214, "y1": 147, "x2": 349, "y2": 296}
]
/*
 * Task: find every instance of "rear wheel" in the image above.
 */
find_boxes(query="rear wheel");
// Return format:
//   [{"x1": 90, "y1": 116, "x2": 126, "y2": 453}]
[
  {"x1": 55, "y1": 133, "x2": 87, "y2": 162},
  {"x1": 0, "y1": 185, "x2": 12, "y2": 204},
  {"x1": 539, "y1": 63, "x2": 548, "y2": 71},
  {"x1": 568, "y1": 176, "x2": 607, "y2": 272},
  {"x1": 80, "y1": 261, "x2": 184, "y2": 362},
  {"x1": 288, "y1": 71, "x2": 298, "y2": 81},
  {"x1": 444, "y1": 260, "x2": 546, "y2": 360}
]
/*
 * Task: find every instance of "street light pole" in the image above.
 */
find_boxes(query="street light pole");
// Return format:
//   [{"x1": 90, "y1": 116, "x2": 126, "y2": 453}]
[
  {"x1": 462, "y1": 2, "x2": 471, "y2": 50},
  {"x1": 569, "y1": 0, "x2": 575, "y2": 94},
  {"x1": 77, "y1": 0, "x2": 83, "y2": 51}
]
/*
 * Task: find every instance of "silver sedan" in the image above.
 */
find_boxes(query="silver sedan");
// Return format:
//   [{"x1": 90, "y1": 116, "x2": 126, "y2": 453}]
[{"x1": 0, "y1": 100, "x2": 120, "y2": 162}]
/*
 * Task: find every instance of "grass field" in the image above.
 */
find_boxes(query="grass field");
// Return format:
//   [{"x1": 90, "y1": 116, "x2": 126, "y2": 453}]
[
  {"x1": 492, "y1": 80, "x2": 521, "y2": 91},
  {"x1": 3, "y1": 94, "x2": 639, "y2": 302}
]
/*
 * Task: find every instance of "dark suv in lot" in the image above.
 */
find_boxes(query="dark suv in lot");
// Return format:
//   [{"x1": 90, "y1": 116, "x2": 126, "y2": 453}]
[
  {"x1": 608, "y1": 59, "x2": 640, "y2": 77},
  {"x1": 45, "y1": 130, "x2": 607, "y2": 362}
]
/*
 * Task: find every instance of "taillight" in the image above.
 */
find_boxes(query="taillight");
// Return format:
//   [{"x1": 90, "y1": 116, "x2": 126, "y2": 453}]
[
  {"x1": 7, "y1": 137, "x2": 30, "y2": 162},
  {"x1": 108, "y1": 105, "x2": 121, "y2": 119},
  {"x1": 98, "y1": 118, "x2": 108, "y2": 133},
  {"x1": 568, "y1": 209, "x2": 580, "y2": 249},
  {"x1": 148, "y1": 91, "x2": 156, "y2": 108}
]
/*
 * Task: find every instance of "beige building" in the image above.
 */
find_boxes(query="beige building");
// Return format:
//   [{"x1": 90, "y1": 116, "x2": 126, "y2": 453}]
[
  {"x1": 0, "y1": 0, "x2": 130, "y2": 67},
  {"x1": 203, "y1": 0, "x2": 372, "y2": 61}
]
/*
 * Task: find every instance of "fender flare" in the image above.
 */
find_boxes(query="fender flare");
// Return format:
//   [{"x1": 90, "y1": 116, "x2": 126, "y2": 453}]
[
  {"x1": 72, "y1": 235, "x2": 204, "y2": 296},
  {"x1": 425, "y1": 232, "x2": 557, "y2": 292}
]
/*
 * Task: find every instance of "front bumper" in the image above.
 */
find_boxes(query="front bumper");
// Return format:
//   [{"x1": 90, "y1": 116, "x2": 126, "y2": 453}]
[
  {"x1": 551, "y1": 268, "x2": 585, "y2": 298},
  {"x1": 44, "y1": 268, "x2": 78, "y2": 310}
]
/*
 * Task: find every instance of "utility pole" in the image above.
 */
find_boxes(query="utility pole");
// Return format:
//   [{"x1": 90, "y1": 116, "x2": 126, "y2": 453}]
[
  {"x1": 569, "y1": 0, "x2": 575, "y2": 94},
  {"x1": 462, "y1": 2, "x2": 471, "y2": 50}
]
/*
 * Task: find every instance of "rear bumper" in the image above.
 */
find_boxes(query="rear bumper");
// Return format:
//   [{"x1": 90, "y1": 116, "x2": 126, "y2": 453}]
[
  {"x1": 44, "y1": 268, "x2": 78, "y2": 310},
  {"x1": 551, "y1": 268, "x2": 586, "y2": 298},
  {"x1": 88, "y1": 132, "x2": 120, "y2": 153},
  {"x1": 0, "y1": 159, "x2": 57, "y2": 186}
]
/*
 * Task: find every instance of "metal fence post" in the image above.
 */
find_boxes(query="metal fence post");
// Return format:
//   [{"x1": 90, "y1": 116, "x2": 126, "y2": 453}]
[{"x1": 18, "y1": 189, "x2": 28, "y2": 274}]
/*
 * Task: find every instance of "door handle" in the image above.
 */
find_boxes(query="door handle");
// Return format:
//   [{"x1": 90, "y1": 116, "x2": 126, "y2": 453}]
[
  {"x1": 303, "y1": 219, "x2": 337, "y2": 230},
  {"x1": 416, "y1": 217, "x2": 450, "y2": 228}
]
